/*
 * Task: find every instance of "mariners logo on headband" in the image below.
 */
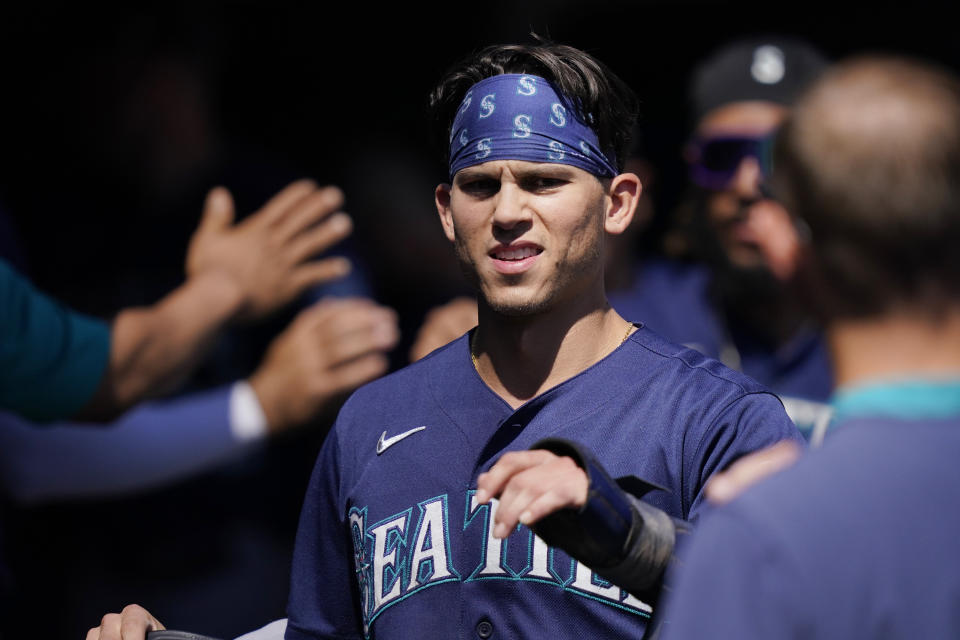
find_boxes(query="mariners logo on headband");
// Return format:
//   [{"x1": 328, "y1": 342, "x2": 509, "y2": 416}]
[{"x1": 448, "y1": 74, "x2": 618, "y2": 179}]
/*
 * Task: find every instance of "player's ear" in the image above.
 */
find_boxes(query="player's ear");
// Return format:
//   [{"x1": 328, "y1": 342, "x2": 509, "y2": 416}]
[
  {"x1": 603, "y1": 172, "x2": 642, "y2": 235},
  {"x1": 435, "y1": 183, "x2": 456, "y2": 243}
]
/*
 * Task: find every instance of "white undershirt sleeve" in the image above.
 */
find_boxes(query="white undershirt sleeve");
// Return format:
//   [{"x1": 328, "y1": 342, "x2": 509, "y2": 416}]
[{"x1": 229, "y1": 380, "x2": 269, "y2": 442}]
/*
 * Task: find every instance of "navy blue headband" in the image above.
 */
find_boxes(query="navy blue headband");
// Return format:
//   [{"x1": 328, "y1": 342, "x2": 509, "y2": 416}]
[{"x1": 448, "y1": 74, "x2": 618, "y2": 180}]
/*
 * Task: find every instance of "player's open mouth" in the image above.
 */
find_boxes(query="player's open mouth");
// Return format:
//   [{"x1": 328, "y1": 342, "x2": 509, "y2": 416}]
[
  {"x1": 491, "y1": 245, "x2": 541, "y2": 260},
  {"x1": 489, "y1": 243, "x2": 543, "y2": 274}
]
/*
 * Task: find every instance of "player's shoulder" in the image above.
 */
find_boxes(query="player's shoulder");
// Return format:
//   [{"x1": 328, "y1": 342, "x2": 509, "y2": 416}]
[
  {"x1": 625, "y1": 324, "x2": 771, "y2": 397},
  {"x1": 749, "y1": 415, "x2": 960, "y2": 514},
  {"x1": 619, "y1": 326, "x2": 797, "y2": 449}
]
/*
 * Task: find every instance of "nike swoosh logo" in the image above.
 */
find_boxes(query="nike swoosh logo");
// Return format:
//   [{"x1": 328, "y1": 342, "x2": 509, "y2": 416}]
[{"x1": 376, "y1": 426, "x2": 427, "y2": 455}]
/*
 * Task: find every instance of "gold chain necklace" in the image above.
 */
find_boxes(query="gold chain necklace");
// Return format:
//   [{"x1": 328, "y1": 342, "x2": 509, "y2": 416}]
[{"x1": 470, "y1": 322, "x2": 634, "y2": 372}]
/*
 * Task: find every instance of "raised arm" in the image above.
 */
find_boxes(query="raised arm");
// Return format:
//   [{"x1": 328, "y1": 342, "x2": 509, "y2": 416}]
[{"x1": 80, "y1": 180, "x2": 354, "y2": 420}]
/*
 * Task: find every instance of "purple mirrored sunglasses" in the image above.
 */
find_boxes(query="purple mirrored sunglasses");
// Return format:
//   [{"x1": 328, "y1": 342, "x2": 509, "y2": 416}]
[{"x1": 687, "y1": 134, "x2": 775, "y2": 191}]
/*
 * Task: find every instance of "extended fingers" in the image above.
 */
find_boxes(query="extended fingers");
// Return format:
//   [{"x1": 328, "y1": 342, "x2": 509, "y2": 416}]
[
  {"x1": 476, "y1": 450, "x2": 553, "y2": 505},
  {"x1": 318, "y1": 310, "x2": 400, "y2": 365},
  {"x1": 324, "y1": 320, "x2": 399, "y2": 364},
  {"x1": 288, "y1": 257, "x2": 353, "y2": 294},
  {"x1": 318, "y1": 352, "x2": 391, "y2": 396},
  {"x1": 310, "y1": 298, "x2": 396, "y2": 334},
  {"x1": 197, "y1": 186, "x2": 235, "y2": 233},
  {"x1": 275, "y1": 186, "x2": 347, "y2": 243},
  {"x1": 705, "y1": 439, "x2": 802, "y2": 505},
  {"x1": 285, "y1": 213, "x2": 353, "y2": 265},
  {"x1": 250, "y1": 179, "x2": 320, "y2": 228},
  {"x1": 301, "y1": 297, "x2": 379, "y2": 325},
  {"x1": 293, "y1": 298, "x2": 399, "y2": 363},
  {"x1": 490, "y1": 455, "x2": 587, "y2": 538}
]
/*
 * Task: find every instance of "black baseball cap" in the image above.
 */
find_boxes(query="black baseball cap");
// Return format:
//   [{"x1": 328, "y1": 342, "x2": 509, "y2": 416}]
[{"x1": 689, "y1": 36, "x2": 829, "y2": 124}]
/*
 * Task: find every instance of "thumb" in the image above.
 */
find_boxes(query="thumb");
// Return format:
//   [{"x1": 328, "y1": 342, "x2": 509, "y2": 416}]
[{"x1": 199, "y1": 186, "x2": 235, "y2": 233}]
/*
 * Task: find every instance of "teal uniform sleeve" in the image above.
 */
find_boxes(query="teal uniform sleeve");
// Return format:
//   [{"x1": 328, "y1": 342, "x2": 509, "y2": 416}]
[{"x1": 0, "y1": 259, "x2": 110, "y2": 421}]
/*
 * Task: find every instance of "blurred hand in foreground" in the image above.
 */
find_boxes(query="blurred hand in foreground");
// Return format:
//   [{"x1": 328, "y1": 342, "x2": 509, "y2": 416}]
[
  {"x1": 409, "y1": 296, "x2": 478, "y2": 362},
  {"x1": 705, "y1": 439, "x2": 803, "y2": 505},
  {"x1": 250, "y1": 297, "x2": 400, "y2": 432},
  {"x1": 476, "y1": 449, "x2": 588, "y2": 539},
  {"x1": 86, "y1": 604, "x2": 163, "y2": 640},
  {"x1": 187, "y1": 179, "x2": 354, "y2": 321}
]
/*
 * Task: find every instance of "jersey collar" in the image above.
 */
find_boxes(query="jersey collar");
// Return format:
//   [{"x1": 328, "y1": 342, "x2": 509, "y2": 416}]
[{"x1": 831, "y1": 378, "x2": 960, "y2": 425}]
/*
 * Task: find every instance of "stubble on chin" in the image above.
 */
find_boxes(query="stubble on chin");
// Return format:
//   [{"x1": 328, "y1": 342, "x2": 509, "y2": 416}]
[{"x1": 455, "y1": 242, "x2": 548, "y2": 317}]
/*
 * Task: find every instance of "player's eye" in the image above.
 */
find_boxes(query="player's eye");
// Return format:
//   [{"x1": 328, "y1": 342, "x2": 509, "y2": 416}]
[
  {"x1": 522, "y1": 176, "x2": 568, "y2": 192},
  {"x1": 460, "y1": 178, "x2": 500, "y2": 197}
]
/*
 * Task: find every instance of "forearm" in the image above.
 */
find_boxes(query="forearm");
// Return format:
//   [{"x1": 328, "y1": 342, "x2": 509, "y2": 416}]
[
  {"x1": 79, "y1": 271, "x2": 244, "y2": 418},
  {"x1": 0, "y1": 385, "x2": 256, "y2": 504},
  {"x1": 596, "y1": 496, "x2": 690, "y2": 602},
  {"x1": 529, "y1": 438, "x2": 685, "y2": 602}
]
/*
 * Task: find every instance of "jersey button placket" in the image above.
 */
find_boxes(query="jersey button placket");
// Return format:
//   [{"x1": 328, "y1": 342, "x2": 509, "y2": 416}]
[{"x1": 476, "y1": 619, "x2": 494, "y2": 638}]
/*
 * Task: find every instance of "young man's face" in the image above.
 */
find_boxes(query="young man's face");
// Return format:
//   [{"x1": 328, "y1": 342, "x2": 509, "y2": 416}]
[{"x1": 436, "y1": 159, "x2": 618, "y2": 316}]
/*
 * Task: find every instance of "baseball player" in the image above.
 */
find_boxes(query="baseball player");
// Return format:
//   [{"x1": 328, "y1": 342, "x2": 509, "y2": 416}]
[
  {"x1": 616, "y1": 37, "x2": 834, "y2": 442},
  {"x1": 658, "y1": 54, "x2": 960, "y2": 639},
  {"x1": 282, "y1": 41, "x2": 802, "y2": 640},
  {"x1": 86, "y1": 41, "x2": 803, "y2": 640},
  {"x1": 411, "y1": 38, "x2": 836, "y2": 442}
]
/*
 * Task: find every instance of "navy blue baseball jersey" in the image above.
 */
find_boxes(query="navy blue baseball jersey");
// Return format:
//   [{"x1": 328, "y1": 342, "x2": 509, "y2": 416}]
[
  {"x1": 658, "y1": 382, "x2": 960, "y2": 640},
  {"x1": 609, "y1": 258, "x2": 834, "y2": 441},
  {"x1": 285, "y1": 325, "x2": 802, "y2": 640}
]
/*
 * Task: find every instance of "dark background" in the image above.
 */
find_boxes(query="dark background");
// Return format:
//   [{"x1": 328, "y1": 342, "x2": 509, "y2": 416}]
[
  {"x1": 2, "y1": 1, "x2": 958, "y2": 333},
  {"x1": 0, "y1": 2, "x2": 957, "y2": 638}
]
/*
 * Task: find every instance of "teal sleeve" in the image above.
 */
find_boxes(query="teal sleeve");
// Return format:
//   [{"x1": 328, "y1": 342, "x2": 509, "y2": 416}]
[{"x1": 0, "y1": 259, "x2": 110, "y2": 421}]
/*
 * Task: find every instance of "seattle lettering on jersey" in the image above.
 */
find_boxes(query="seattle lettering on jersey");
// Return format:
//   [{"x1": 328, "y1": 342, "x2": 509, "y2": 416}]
[{"x1": 348, "y1": 490, "x2": 652, "y2": 635}]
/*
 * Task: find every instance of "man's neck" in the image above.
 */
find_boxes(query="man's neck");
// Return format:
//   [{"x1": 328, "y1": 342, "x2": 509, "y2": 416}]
[
  {"x1": 471, "y1": 299, "x2": 632, "y2": 409},
  {"x1": 829, "y1": 307, "x2": 960, "y2": 389}
]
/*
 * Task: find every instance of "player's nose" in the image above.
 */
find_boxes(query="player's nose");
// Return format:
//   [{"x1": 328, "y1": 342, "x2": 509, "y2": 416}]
[{"x1": 491, "y1": 183, "x2": 532, "y2": 230}]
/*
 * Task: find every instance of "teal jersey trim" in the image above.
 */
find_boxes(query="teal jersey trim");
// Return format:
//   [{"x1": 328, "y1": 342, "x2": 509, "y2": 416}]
[{"x1": 831, "y1": 379, "x2": 960, "y2": 425}]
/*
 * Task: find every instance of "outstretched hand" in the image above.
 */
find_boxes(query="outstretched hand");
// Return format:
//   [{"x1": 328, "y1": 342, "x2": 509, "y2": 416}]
[
  {"x1": 476, "y1": 450, "x2": 588, "y2": 539},
  {"x1": 186, "y1": 180, "x2": 353, "y2": 321},
  {"x1": 86, "y1": 604, "x2": 164, "y2": 640},
  {"x1": 705, "y1": 439, "x2": 802, "y2": 505},
  {"x1": 249, "y1": 297, "x2": 399, "y2": 432}
]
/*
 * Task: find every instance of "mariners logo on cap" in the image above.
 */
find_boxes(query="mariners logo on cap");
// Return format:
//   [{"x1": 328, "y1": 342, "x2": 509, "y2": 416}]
[
  {"x1": 517, "y1": 75, "x2": 538, "y2": 96},
  {"x1": 752, "y1": 45, "x2": 786, "y2": 85},
  {"x1": 513, "y1": 114, "x2": 532, "y2": 138},
  {"x1": 479, "y1": 94, "x2": 496, "y2": 119}
]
